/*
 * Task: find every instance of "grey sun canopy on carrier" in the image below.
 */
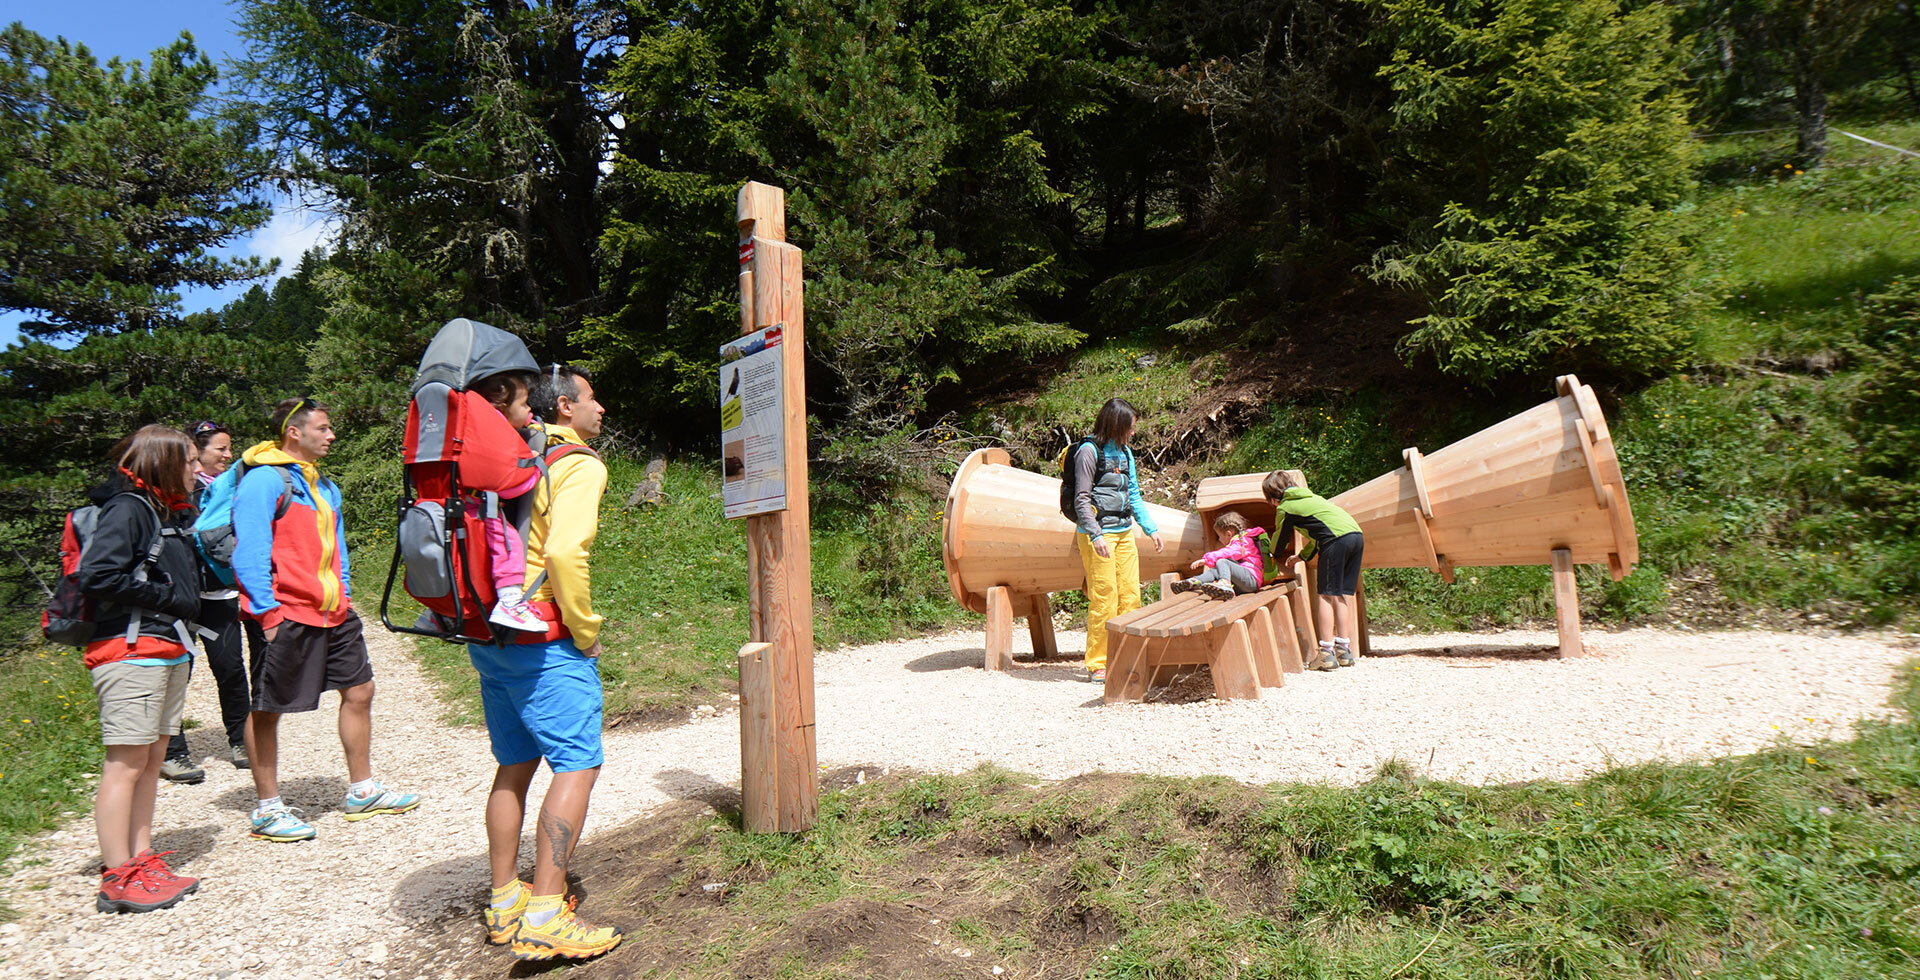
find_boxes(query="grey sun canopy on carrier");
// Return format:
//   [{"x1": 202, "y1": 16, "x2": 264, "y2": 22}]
[{"x1": 411, "y1": 318, "x2": 540, "y2": 396}]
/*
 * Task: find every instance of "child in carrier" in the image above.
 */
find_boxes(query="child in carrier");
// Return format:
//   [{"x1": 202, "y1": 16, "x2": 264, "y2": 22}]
[
  {"x1": 470, "y1": 372, "x2": 546, "y2": 633},
  {"x1": 1169, "y1": 510, "x2": 1266, "y2": 600}
]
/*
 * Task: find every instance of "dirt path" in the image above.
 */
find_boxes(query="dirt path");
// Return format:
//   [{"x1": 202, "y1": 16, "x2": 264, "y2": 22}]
[{"x1": 1, "y1": 623, "x2": 1911, "y2": 978}]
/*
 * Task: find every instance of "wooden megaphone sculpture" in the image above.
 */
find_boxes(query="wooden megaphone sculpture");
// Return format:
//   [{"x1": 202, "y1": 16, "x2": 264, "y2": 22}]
[
  {"x1": 941, "y1": 449, "x2": 1209, "y2": 668},
  {"x1": 942, "y1": 375, "x2": 1638, "y2": 666}
]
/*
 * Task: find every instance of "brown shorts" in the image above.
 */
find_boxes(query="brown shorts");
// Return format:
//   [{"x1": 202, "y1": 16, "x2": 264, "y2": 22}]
[
  {"x1": 91, "y1": 660, "x2": 190, "y2": 746},
  {"x1": 251, "y1": 613, "x2": 375, "y2": 713}
]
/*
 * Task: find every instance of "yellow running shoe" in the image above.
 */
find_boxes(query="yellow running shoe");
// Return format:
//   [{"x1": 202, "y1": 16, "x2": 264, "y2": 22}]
[
  {"x1": 484, "y1": 883, "x2": 578, "y2": 944},
  {"x1": 510, "y1": 906, "x2": 623, "y2": 961}
]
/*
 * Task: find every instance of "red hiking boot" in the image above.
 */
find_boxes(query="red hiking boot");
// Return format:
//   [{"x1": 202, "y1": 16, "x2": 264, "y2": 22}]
[
  {"x1": 136, "y1": 850, "x2": 199, "y2": 901},
  {"x1": 97, "y1": 858, "x2": 187, "y2": 914}
]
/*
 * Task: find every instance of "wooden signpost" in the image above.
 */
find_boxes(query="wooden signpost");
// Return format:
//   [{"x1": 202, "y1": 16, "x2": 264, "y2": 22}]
[{"x1": 733, "y1": 182, "x2": 818, "y2": 833}]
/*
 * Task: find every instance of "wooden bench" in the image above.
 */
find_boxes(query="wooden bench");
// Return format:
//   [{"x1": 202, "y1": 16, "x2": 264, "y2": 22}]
[{"x1": 1101, "y1": 575, "x2": 1315, "y2": 704}]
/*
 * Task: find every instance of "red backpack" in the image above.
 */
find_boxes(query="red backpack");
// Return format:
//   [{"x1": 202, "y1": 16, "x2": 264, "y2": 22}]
[{"x1": 43, "y1": 493, "x2": 167, "y2": 646}]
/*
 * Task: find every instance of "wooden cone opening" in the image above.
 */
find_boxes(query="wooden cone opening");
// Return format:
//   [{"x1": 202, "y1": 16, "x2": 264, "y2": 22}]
[
  {"x1": 1193, "y1": 375, "x2": 1637, "y2": 579},
  {"x1": 942, "y1": 448, "x2": 1206, "y2": 613}
]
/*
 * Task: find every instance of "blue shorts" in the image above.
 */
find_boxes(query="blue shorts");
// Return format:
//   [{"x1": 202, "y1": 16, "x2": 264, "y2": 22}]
[{"x1": 467, "y1": 638, "x2": 604, "y2": 772}]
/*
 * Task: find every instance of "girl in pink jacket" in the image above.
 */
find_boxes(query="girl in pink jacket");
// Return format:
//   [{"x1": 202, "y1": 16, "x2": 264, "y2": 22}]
[{"x1": 1169, "y1": 510, "x2": 1265, "y2": 600}]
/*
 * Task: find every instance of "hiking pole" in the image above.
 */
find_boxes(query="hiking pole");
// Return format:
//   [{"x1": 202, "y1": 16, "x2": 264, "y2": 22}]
[{"x1": 10, "y1": 545, "x2": 54, "y2": 600}]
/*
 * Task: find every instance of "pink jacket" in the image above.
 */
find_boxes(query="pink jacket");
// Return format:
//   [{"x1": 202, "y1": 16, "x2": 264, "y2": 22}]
[{"x1": 1201, "y1": 527, "x2": 1266, "y2": 582}]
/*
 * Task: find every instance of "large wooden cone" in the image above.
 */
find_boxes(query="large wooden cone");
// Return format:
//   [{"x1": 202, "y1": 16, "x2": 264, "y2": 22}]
[
  {"x1": 942, "y1": 448, "x2": 1206, "y2": 614},
  {"x1": 1193, "y1": 375, "x2": 1638, "y2": 578}
]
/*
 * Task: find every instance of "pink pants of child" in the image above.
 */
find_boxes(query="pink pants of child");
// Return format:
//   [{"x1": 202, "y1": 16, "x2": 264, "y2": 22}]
[
  {"x1": 484, "y1": 517, "x2": 526, "y2": 589},
  {"x1": 485, "y1": 472, "x2": 540, "y2": 591}
]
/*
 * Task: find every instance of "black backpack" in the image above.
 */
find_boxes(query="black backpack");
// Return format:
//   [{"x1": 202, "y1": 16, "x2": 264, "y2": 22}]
[{"x1": 1057, "y1": 435, "x2": 1104, "y2": 523}]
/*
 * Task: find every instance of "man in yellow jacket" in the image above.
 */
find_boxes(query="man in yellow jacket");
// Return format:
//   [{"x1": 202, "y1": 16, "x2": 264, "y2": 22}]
[{"x1": 466, "y1": 365, "x2": 623, "y2": 962}]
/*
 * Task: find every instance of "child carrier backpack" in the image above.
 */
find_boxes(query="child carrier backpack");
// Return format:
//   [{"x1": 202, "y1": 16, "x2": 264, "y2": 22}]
[
  {"x1": 380, "y1": 318, "x2": 552, "y2": 643},
  {"x1": 192, "y1": 462, "x2": 296, "y2": 586}
]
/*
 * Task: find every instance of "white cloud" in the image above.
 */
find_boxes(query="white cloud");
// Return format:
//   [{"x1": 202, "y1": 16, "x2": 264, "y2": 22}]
[{"x1": 244, "y1": 195, "x2": 341, "y2": 279}]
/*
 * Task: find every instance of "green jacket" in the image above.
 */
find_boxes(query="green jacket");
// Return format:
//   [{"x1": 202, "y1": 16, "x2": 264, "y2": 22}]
[{"x1": 1273, "y1": 486, "x2": 1361, "y2": 560}]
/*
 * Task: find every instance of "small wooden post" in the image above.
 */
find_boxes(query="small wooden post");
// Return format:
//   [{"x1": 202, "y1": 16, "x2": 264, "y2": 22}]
[
  {"x1": 1354, "y1": 575, "x2": 1371, "y2": 658},
  {"x1": 1025, "y1": 593, "x2": 1058, "y2": 659},
  {"x1": 736, "y1": 643, "x2": 776, "y2": 830},
  {"x1": 736, "y1": 183, "x2": 817, "y2": 833},
  {"x1": 984, "y1": 586, "x2": 1015, "y2": 671},
  {"x1": 1551, "y1": 547, "x2": 1583, "y2": 659}
]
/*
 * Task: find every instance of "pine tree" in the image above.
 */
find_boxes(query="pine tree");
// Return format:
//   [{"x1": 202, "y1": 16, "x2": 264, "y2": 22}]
[{"x1": 0, "y1": 25, "x2": 272, "y2": 337}]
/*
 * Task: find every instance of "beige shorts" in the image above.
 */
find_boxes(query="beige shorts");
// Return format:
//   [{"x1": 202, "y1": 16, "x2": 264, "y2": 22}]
[{"x1": 90, "y1": 660, "x2": 190, "y2": 746}]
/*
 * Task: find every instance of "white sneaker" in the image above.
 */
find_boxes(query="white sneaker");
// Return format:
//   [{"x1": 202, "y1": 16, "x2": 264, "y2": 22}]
[
  {"x1": 1199, "y1": 580, "x2": 1236, "y2": 600},
  {"x1": 489, "y1": 600, "x2": 547, "y2": 632}
]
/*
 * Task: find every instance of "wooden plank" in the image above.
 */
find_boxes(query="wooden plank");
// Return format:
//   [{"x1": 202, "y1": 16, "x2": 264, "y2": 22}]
[
  {"x1": 736, "y1": 642, "x2": 778, "y2": 833},
  {"x1": 1552, "y1": 548, "x2": 1583, "y2": 659},
  {"x1": 944, "y1": 486, "x2": 971, "y2": 562},
  {"x1": 1602, "y1": 484, "x2": 1634, "y2": 579},
  {"x1": 1208, "y1": 621, "x2": 1262, "y2": 700},
  {"x1": 1114, "y1": 593, "x2": 1210, "y2": 635},
  {"x1": 1160, "y1": 572, "x2": 1179, "y2": 597},
  {"x1": 1572, "y1": 418, "x2": 1608, "y2": 509},
  {"x1": 1404, "y1": 447, "x2": 1434, "y2": 518},
  {"x1": 1250, "y1": 606, "x2": 1284, "y2": 688},
  {"x1": 1412, "y1": 505, "x2": 1442, "y2": 577},
  {"x1": 984, "y1": 585, "x2": 1014, "y2": 671},
  {"x1": 1271, "y1": 591, "x2": 1305, "y2": 673},
  {"x1": 1025, "y1": 593, "x2": 1058, "y2": 659}
]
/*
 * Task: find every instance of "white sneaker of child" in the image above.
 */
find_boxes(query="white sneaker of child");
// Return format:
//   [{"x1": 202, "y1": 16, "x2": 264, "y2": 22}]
[{"x1": 489, "y1": 599, "x2": 548, "y2": 633}]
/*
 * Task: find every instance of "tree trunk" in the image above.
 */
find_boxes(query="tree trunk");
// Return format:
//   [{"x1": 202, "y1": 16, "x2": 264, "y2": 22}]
[{"x1": 1790, "y1": 47, "x2": 1827, "y2": 166}]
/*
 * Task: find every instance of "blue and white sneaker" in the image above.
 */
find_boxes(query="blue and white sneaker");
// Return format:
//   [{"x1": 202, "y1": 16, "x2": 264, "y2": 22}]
[
  {"x1": 250, "y1": 803, "x2": 316, "y2": 842},
  {"x1": 342, "y1": 781, "x2": 422, "y2": 822}
]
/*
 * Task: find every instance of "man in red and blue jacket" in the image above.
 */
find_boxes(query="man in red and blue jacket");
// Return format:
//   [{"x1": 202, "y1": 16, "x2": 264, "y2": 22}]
[{"x1": 232, "y1": 397, "x2": 421, "y2": 842}]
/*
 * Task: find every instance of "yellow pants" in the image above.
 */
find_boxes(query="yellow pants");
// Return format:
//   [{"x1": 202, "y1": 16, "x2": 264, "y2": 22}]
[{"x1": 1078, "y1": 531, "x2": 1140, "y2": 672}]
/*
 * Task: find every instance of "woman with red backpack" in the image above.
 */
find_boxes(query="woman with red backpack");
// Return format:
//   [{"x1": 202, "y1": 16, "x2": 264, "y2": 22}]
[{"x1": 78, "y1": 424, "x2": 207, "y2": 912}]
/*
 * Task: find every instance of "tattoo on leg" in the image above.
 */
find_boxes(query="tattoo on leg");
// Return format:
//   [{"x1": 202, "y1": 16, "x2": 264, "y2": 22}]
[{"x1": 538, "y1": 811, "x2": 576, "y2": 872}]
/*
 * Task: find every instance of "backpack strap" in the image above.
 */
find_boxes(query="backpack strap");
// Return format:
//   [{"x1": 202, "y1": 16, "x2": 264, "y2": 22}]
[
  {"x1": 521, "y1": 442, "x2": 603, "y2": 601},
  {"x1": 121, "y1": 495, "x2": 213, "y2": 651}
]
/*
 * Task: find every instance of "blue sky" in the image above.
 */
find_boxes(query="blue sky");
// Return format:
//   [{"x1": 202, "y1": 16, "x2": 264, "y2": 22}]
[{"x1": 2, "y1": 1, "x2": 336, "y2": 347}]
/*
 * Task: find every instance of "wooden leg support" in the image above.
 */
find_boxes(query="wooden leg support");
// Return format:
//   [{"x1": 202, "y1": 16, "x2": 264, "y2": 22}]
[
  {"x1": 1104, "y1": 633, "x2": 1145, "y2": 704},
  {"x1": 1160, "y1": 572, "x2": 1179, "y2": 599},
  {"x1": 1552, "y1": 548, "x2": 1583, "y2": 659},
  {"x1": 984, "y1": 585, "x2": 1014, "y2": 671},
  {"x1": 1025, "y1": 593, "x2": 1058, "y2": 660},
  {"x1": 1272, "y1": 594, "x2": 1305, "y2": 673},
  {"x1": 1208, "y1": 621, "x2": 1262, "y2": 701},
  {"x1": 1250, "y1": 606, "x2": 1284, "y2": 688},
  {"x1": 1355, "y1": 575, "x2": 1371, "y2": 658},
  {"x1": 1288, "y1": 577, "x2": 1318, "y2": 658}
]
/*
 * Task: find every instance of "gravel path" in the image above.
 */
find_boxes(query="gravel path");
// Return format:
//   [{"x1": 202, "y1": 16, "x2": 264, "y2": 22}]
[{"x1": 1, "y1": 623, "x2": 1912, "y2": 978}]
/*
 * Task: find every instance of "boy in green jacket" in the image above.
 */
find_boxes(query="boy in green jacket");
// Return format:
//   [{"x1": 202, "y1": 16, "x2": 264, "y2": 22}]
[{"x1": 1263, "y1": 470, "x2": 1364, "y2": 671}]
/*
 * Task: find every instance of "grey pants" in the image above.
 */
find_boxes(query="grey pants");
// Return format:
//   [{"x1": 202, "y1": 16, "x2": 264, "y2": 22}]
[{"x1": 1191, "y1": 559, "x2": 1259, "y2": 594}]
